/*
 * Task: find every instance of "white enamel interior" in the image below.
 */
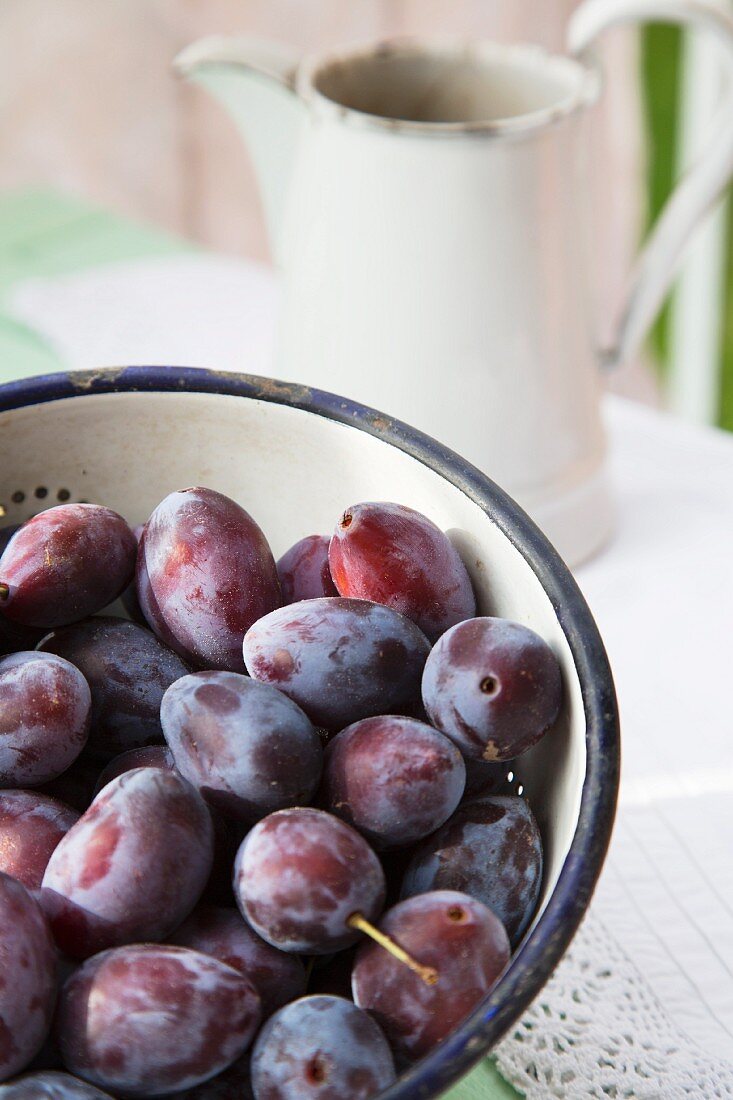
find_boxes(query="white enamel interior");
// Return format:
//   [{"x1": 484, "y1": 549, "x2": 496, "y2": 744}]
[{"x1": 0, "y1": 390, "x2": 586, "y2": 929}]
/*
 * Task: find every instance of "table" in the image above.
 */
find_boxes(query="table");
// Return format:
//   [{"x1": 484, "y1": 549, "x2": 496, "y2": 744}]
[{"x1": 2, "y1": 191, "x2": 732, "y2": 1099}]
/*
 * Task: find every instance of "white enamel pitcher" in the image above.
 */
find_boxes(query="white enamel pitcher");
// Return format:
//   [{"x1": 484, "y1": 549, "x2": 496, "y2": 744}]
[{"x1": 176, "y1": 0, "x2": 733, "y2": 565}]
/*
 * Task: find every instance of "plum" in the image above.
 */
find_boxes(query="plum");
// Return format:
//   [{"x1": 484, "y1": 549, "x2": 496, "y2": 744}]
[
  {"x1": 56, "y1": 944, "x2": 261, "y2": 1097},
  {"x1": 41, "y1": 767, "x2": 213, "y2": 958},
  {"x1": 277, "y1": 535, "x2": 338, "y2": 603},
  {"x1": 40, "y1": 616, "x2": 190, "y2": 760},
  {"x1": 322, "y1": 715, "x2": 465, "y2": 848},
  {"x1": 352, "y1": 890, "x2": 510, "y2": 1061},
  {"x1": 0, "y1": 505, "x2": 136, "y2": 629},
  {"x1": 251, "y1": 995, "x2": 395, "y2": 1099},
  {"x1": 161, "y1": 671, "x2": 322, "y2": 823},
  {"x1": 422, "y1": 617, "x2": 562, "y2": 760},
  {"x1": 0, "y1": 873, "x2": 57, "y2": 1082},
  {"x1": 169, "y1": 905, "x2": 306, "y2": 1019},
  {"x1": 136, "y1": 487, "x2": 280, "y2": 671},
  {"x1": 0, "y1": 652, "x2": 90, "y2": 787},
  {"x1": 234, "y1": 808, "x2": 385, "y2": 954},
  {"x1": 401, "y1": 794, "x2": 543, "y2": 946},
  {"x1": 93, "y1": 744, "x2": 175, "y2": 797},
  {"x1": 328, "y1": 502, "x2": 476, "y2": 641},
  {"x1": 243, "y1": 598, "x2": 429, "y2": 730},
  {"x1": 0, "y1": 1072, "x2": 113, "y2": 1098},
  {"x1": 0, "y1": 523, "x2": 46, "y2": 654},
  {"x1": 0, "y1": 790, "x2": 79, "y2": 890}
]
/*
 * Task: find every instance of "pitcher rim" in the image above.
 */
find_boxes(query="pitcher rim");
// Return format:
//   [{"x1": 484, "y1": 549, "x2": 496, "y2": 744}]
[{"x1": 297, "y1": 36, "x2": 602, "y2": 139}]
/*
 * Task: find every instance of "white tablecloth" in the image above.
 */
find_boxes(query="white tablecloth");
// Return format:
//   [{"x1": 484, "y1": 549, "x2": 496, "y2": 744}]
[{"x1": 9, "y1": 255, "x2": 733, "y2": 1098}]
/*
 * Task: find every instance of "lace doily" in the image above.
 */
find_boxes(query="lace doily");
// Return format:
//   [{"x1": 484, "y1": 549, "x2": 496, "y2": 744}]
[{"x1": 494, "y1": 910, "x2": 733, "y2": 1099}]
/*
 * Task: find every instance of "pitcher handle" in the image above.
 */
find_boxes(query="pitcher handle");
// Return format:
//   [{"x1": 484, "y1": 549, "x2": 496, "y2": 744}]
[{"x1": 568, "y1": 0, "x2": 733, "y2": 369}]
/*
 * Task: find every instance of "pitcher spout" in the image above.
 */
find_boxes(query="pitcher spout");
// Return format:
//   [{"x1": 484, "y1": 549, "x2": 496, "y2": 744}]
[{"x1": 174, "y1": 36, "x2": 305, "y2": 265}]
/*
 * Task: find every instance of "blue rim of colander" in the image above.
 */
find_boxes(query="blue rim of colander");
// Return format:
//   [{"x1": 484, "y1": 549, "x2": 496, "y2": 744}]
[{"x1": 0, "y1": 366, "x2": 619, "y2": 1099}]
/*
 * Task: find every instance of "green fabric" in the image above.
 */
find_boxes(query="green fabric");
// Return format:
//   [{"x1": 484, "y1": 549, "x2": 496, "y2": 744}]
[
  {"x1": 0, "y1": 188, "x2": 187, "y2": 383},
  {"x1": 0, "y1": 188, "x2": 185, "y2": 290},
  {"x1": 444, "y1": 1060, "x2": 524, "y2": 1099},
  {"x1": 640, "y1": 23, "x2": 683, "y2": 373},
  {"x1": 641, "y1": 25, "x2": 733, "y2": 429},
  {"x1": 0, "y1": 185, "x2": 523, "y2": 1100}
]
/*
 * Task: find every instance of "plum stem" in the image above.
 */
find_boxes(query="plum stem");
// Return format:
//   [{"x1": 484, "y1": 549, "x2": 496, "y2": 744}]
[
  {"x1": 347, "y1": 912, "x2": 438, "y2": 987},
  {"x1": 0, "y1": 584, "x2": 9, "y2": 601}
]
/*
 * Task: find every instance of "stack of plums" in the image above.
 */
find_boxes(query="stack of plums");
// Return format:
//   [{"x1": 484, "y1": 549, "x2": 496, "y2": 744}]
[{"x1": 0, "y1": 488, "x2": 562, "y2": 1099}]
